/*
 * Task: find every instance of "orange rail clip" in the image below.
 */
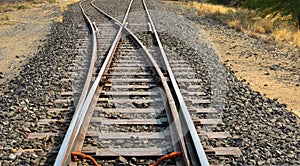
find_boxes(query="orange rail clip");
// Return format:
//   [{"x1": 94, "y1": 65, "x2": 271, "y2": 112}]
[
  {"x1": 71, "y1": 151, "x2": 100, "y2": 166},
  {"x1": 150, "y1": 152, "x2": 182, "y2": 166}
]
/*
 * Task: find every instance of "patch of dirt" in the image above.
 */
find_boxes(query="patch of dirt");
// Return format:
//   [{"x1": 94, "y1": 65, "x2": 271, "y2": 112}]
[
  {"x1": 0, "y1": 1, "x2": 77, "y2": 87},
  {"x1": 0, "y1": 7, "x2": 52, "y2": 85},
  {"x1": 204, "y1": 26, "x2": 300, "y2": 117}
]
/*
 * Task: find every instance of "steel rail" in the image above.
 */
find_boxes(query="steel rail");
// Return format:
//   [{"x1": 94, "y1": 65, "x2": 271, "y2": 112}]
[
  {"x1": 91, "y1": 1, "x2": 190, "y2": 165},
  {"x1": 54, "y1": 0, "x2": 133, "y2": 165},
  {"x1": 127, "y1": 33, "x2": 189, "y2": 165},
  {"x1": 142, "y1": 0, "x2": 210, "y2": 165},
  {"x1": 56, "y1": 0, "x2": 207, "y2": 165},
  {"x1": 54, "y1": 0, "x2": 98, "y2": 165}
]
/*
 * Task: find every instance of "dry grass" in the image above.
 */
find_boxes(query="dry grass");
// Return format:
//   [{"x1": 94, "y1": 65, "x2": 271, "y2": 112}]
[
  {"x1": 0, "y1": 2, "x2": 31, "y2": 12},
  {"x1": 182, "y1": 2, "x2": 300, "y2": 47},
  {"x1": 57, "y1": 15, "x2": 63, "y2": 23},
  {"x1": 0, "y1": 14, "x2": 10, "y2": 21},
  {"x1": 0, "y1": 0, "x2": 56, "y2": 13},
  {"x1": 294, "y1": 31, "x2": 300, "y2": 46},
  {"x1": 57, "y1": 0, "x2": 79, "y2": 9},
  {"x1": 253, "y1": 24, "x2": 266, "y2": 34},
  {"x1": 188, "y1": 2, "x2": 235, "y2": 14},
  {"x1": 60, "y1": 4, "x2": 68, "y2": 12},
  {"x1": 0, "y1": 0, "x2": 80, "y2": 23},
  {"x1": 228, "y1": 19, "x2": 244, "y2": 32},
  {"x1": 56, "y1": 4, "x2": 67, "y2": 22},
  {"x1": 273, "y1": 29, "x2": 292, "y2": 42},
  {"x1": 55, "y1": 0, "x2": 80, "y2": 22}
]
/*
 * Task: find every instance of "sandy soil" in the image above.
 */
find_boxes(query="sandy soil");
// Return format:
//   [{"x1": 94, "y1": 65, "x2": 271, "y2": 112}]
[
  {"x1": 0, "y1": 6, "x2": 54, "y2": 85},
  {"x1": 0, "y1": 1, "x2": 78, "y2": 87},
  {"x1": 166, "y1": 0, "x2": 300, "y2": 117},
  {"x1": 207, "y1": 32, "x2": 300, "y2": 117}
]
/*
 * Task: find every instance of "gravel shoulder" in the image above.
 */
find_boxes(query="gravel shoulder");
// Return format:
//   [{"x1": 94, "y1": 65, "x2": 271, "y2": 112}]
[
  {"x1": 164, "y1": 1, "x2": 300, "y2": 117},
  {"x1": 147, "y1": 1, "x2": 299, "y2": 165},
  {"x1": 201, "y1": 19, "x2": 300, "y2": 117},
  {"x1": 0, "y1": 4, "x2": 58, "y2": 86},
  {"x1": 0, "y1": 2, "x2": 81, "y2": 164},
  {"x1": 0, "y1": 1, "x2": 79, "y2": 87}
]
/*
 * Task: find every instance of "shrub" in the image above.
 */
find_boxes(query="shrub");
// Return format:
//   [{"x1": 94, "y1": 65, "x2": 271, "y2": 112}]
[
  {"x1": 293, "y1": 31, "x2": 300, "y2": 47},
  {"x1": 17, "y1": 3, "x2": 31, "y2": 10},
  {"x1": 182, "y1": 1, "x2": 300, "y2": 47}
]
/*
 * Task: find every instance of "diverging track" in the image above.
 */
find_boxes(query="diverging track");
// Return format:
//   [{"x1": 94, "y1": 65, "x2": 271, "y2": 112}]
[{"x1": 51, "y1": 0, "x2": 241, "y2": 165}]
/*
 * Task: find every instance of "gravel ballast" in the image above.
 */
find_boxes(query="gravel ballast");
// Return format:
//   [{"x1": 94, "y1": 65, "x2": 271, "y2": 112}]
[
  {"x1": 0, "y1": 4, "x2": 84, "y2": 165},
  {"x1": 145, "y1": 0, "x2": 300, "y2": 165},
  {"x1": 0, "y1": 0, "x2": 299, "y2": 165}
]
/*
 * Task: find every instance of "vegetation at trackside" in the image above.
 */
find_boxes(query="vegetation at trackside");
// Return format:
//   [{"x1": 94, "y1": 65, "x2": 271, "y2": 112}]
[
  {"x1": 207, "y1": 0, "x2": 300, "y2": 28},
  {"x1": 0, "y1": 0, "x2": 79, "y2": 23},
  {"x1": 0, "y1": 0, "x2": 56, "y2": 13},
  {"x1": 179, "y1": 1, "x2": 300, "y2": 47}
]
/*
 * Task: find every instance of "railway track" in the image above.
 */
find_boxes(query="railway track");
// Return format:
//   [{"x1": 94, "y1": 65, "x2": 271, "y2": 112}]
[{"x1": 26, "y1": 0, "x2": 241, "y2": 165}]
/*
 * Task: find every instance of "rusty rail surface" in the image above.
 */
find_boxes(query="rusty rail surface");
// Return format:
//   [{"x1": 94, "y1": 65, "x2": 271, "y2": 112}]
[
  {"x1": 54, "y1": 0, "x2": 99, "y2": 165},
  {"x1": 142, "y1": 0, "x2": 210, "y2": 165},
  {"x1": 53, "y1": 0, "x2": 241, "y2": 165},
  {"x1": 54, "y1": 0, "x2": 134, "y2": 165}
]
